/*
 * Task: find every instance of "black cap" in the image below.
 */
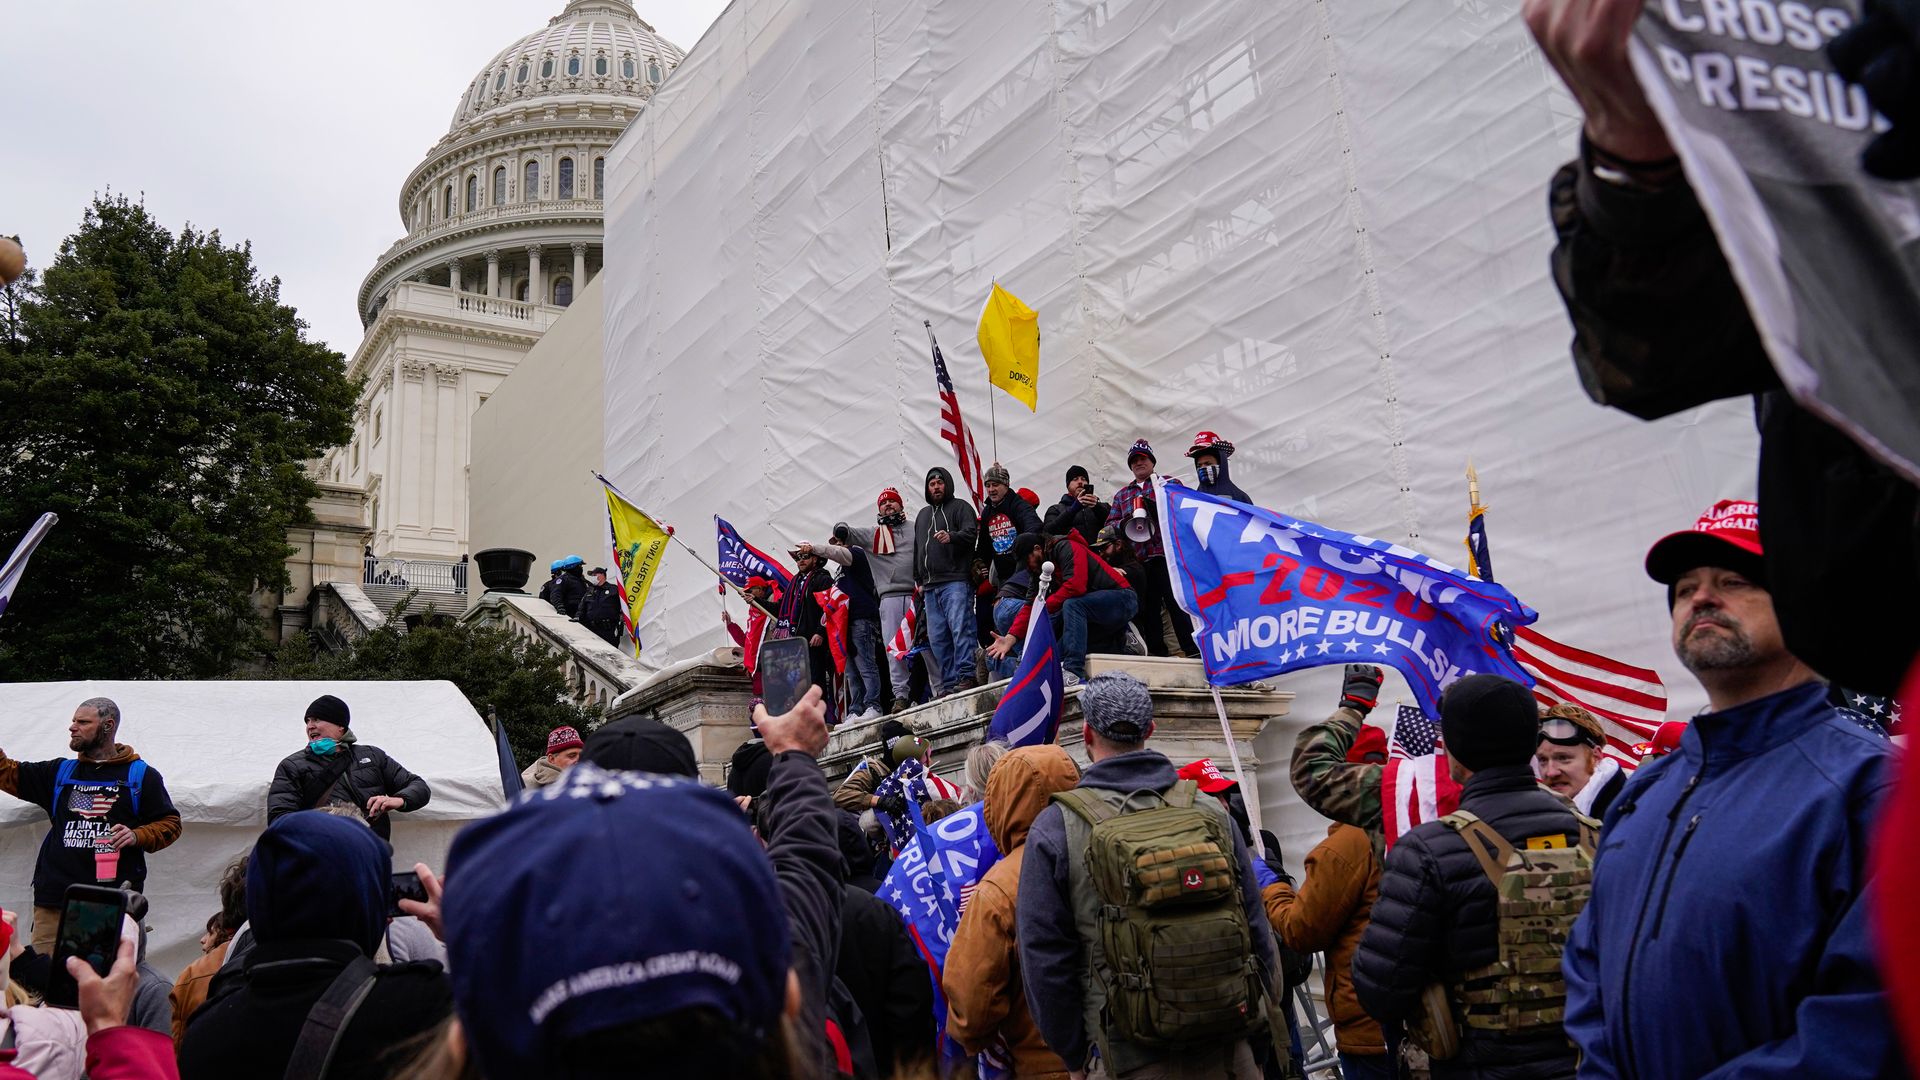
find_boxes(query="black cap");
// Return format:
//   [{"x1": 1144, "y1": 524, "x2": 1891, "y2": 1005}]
[
  {"x1": 582, "y1": 716, "x2": 698, "y2": 777},
  {"x1": 1438, "y1": 675, "x2": 1538, "y2": 771},
  {"x1": 589, "y1": 567, "x2": 608, "y2": 575},
  {"x1": 727, "y1": 739, "x2": 773, "y2": 798},
  {"x1": 1066, "y1": 465, "x2": 1089, "y2": 486},
  {"x1": 305, "y1": 694, "x2": 350, "y2": 729}
]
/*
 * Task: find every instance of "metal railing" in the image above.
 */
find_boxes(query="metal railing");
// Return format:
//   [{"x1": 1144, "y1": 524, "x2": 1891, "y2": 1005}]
[{"x1": 362, "y1": 556, "x2": 469, "y2": 594}]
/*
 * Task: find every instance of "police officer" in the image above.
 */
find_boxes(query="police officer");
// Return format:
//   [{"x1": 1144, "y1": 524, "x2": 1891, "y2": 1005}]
[{"x1": 576, "y1": 566, "x2": 625, "y2": 648}]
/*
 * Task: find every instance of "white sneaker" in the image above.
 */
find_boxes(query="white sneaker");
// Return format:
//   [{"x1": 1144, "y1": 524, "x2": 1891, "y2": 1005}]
[
  {"x1": 853, "y1": 707, "x2": 883, "y2": 721},
  {"x1": 1062, "y1": 671, "x2": 1083, "y2": 687}
]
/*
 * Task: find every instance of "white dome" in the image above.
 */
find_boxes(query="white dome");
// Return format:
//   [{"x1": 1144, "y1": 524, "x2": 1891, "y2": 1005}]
[{"x1": 448, "y1": 0, "x2": 685, "y2": 135}]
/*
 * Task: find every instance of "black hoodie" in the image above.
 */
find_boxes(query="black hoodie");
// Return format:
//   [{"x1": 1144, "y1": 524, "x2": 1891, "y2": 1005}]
[
  {"x1": 1196, "y1": 452, "x2": 1252, "y2": 505},
  {"x1": 913, "y1": 466, "x2": 978, "y2": 586},
  {"x1": 977, "y1": 490, "x2": 1043, "y2": 582}
]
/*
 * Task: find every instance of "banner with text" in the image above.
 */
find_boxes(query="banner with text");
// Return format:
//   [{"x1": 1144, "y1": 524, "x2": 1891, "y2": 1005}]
[
  {"x1": 1630, "y1": 1, "x2": 1920, "y2": 483},
  {"x1": 1156, "y1": 480, "x2": 1537, "y2": 715}
]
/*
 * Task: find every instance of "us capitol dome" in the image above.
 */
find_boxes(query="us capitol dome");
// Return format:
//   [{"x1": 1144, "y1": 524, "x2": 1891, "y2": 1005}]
[
  {"x1": 311, "y1": 0, "x2": 682, "y2": 571},
  {"x1": 357, "y1": 0, "x2": 684, "y2": 321}
]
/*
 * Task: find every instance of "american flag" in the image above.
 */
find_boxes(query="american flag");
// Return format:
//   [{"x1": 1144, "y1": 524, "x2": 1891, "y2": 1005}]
[
  {"x1": 925, "y1": 322, "x2": 983, "y2": 511},
  {"x1": 1381, "y1": 705, "x2": 1463, "y2": 850},
  {"x1": 887, "y1": 599, "x2": 917, "y2": 661},
  {"x1": 871, "y1": 758, "x2": 963, "y2": 852},
  {"x1": 67, "y1": 785, "x2": 117, "y2": 817},
  {"x1": 1513, "y1": 626, "x2": 1670, "y2": 769}
]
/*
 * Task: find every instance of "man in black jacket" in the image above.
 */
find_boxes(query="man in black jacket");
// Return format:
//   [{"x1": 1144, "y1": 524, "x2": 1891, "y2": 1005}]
[
  {"x1": 575, "y1": 566, "x2": 625, "y2": 648},
  {"x1": 1043, "y1": 465, "x2": 1109, "y2": 546},
  {"x1": 1352, "y1": 674, "x2": 1582, "y2": 1079},
  {"x1": 266, "y1": 695, "x2": 430, "y2": 842},
  {"x1": 820, "y1": 538, "x2": 885, "y2": 722},
  {"x1": 977, "y1": 463, "x2": 1043, "y2": 585},
  {"x1": 783, "y1": 545, "x2": 838, "y2": 719},
  {"x1": 178, "y1": 812, "x2": 452, "y2": 1080},
  {"x1": 915, "y1": 466, "x2": 979, "y2": 696}
]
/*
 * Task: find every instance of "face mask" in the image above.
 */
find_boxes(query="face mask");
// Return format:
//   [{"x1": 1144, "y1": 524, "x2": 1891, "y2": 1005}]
[
  {"x1": 879, "y1": 509, "x2": 906, "y2": 527},
  {"x1": 309, "y1": 737, "x2": 340, "y2": 756},
  {"x1": 1198, "y1": 464, "x2": 1220, "y2": 484}
]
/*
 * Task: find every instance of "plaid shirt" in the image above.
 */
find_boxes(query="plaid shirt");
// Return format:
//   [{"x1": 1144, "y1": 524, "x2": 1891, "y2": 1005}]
[{"x1": 1104, "y1": 476, "x2": 1176, "y2": 560}]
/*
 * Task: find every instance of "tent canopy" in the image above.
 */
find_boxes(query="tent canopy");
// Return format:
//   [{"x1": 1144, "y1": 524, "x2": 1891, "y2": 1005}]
[{"x1": 0, "y1": 680, "x2": 506, "y2": 977}]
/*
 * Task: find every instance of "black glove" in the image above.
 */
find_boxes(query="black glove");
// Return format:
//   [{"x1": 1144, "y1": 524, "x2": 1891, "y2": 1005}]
[
  {"x1": 876, "y1": 791, "x2": 909, "y2": 818},
  {"x1": 1830, "y1": 0, "x2": 1920, "y2": 180},
  {"x1": 1339, "y1": 664, "x2": 1384, "y2": 717}
]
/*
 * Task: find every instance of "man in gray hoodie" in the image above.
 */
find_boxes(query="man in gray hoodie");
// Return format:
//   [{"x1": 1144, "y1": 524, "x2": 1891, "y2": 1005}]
[
  {"x1": 839, "y1": 486, "x2": 917, "y2": 713},
  {"x1": 914, "y1": 466, "x2": 979, "y2": 697}
]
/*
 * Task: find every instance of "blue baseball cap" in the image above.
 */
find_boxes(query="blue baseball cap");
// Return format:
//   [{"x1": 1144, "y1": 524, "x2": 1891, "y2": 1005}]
[{"x1": 442, "y1": 764, "x2": 791, "y2": 1076}]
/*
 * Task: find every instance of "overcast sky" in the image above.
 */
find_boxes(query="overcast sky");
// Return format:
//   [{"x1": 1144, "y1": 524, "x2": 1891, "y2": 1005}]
[{"x1": 1, "y1": 0, "x2": 729, "y2": 357}]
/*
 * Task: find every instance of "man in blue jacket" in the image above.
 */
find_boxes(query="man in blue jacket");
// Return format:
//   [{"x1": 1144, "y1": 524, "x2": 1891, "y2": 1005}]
[{"x1": 1563, "y1": 500, "x2": 1897, "y2": 1078}]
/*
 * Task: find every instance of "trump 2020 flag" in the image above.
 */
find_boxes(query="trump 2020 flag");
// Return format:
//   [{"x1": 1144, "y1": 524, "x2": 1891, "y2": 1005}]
[
  {"x1": 882, "y1": 798, "x2": 1001, "y2": 1068},
  {"x1": 1155, "y1": 480, "x2": 1537, "y2": 716},
  {"x1": 0, "y1": 513, "x2": 57, "y2": 622},
  {"x1": 715, "y1": 516, "x2": 792, "y2": 592},
  {"x1": 977, "y1": 282, "x2": 1040, "y2": 412},
  {"x1": 989, "y1": 601, "x2": 1064, "y2": 748}
]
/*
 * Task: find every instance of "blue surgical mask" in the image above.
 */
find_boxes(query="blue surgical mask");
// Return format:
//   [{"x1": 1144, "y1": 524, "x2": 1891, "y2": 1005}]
[{"x1": 309, "y1": 737, "x2": 340, "y2": 756}]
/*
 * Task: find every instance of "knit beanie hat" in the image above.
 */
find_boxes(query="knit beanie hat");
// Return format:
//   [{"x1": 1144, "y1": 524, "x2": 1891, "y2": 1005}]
[
  {"x1": 878, "y1": 487, "x2": 902, "y2": 509},
  {"x1": 727, "y1": 739, "x2": 774, "y2": 799},
  {"x1": 305, "y1": 694, "x2": 350, "y2": 729},
  {"x1": 1082, "y1": 672, "x2": 1153, "y2": 743},
  {"x1": 545, "y1": 727, "x2": 584, "y2": 756},
  {"x1": 1018, "y1": 487, "x2": 1041, "y2": 508},
  {"x1": 1065, "y1": 465, "x2": 1090, "y2": 486},
  {"x1": 1439, "y1": 675, "x2": 1539, "y2": 770},
  {"x1": 983, "y1": 463, "x2": 1011, "y2": 487},
  {"x1": 1127, "y1": 439, "x2": 1156, "y2": 465}
]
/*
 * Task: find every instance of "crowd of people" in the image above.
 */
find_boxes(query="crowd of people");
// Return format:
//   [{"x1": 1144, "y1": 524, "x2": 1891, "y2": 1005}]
[{"x1": 2, "y1": 0, "x2": 1917, "y2": 1076}]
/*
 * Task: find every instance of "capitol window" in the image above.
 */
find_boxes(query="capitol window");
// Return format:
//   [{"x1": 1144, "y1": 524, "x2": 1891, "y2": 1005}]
[
  {"x1": 554, "y1": 276, "x2": 573, "y2": 307},
  {"x1": 623, "y1": 57, "x2": 636, "y2": 79},
  {"x1": 559, "y1": 157, "x2": 574, "y2": 199},
  {"x1": 495, "y1": 68, "x2": 507, "y2": 91},
  {"x1": 595, "y1": 55, "x2": 608, "y2": 76},
  {"x1": 443, "y1": 184, "x2": 453, "y2": 219},
  {"x1": 524, "y1": 160, "x2": 540, "y2": 201},
  {"x1": 567, "y1": 54, "x2": 581, "y2": 76},
  {"x1": 374, "y1": 409, "x2": 383, "y2": 444},
  {"x1": 465, "y1": 175, "x2": 478, "y2": 212},
  {"x1": 541, "y1": 57, "x2": 554, "y2": 79},
  {"x1": 649, "y1": 60, "x2": 663, "y2": 83},
  {"x1": 594, "y1": 157, "x2": 604, "y2": 199},
  {"x1": 517, "y1": 62, "x2": 530, "y2": 84},
  {"x1": 493, "y1": 166, "x2": 507, "y2": 206}
]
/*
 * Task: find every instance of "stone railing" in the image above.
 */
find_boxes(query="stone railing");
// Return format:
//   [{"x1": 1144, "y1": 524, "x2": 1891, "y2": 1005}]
[
  {"x1": 464, "y1": 592, "x2": 651, "y2": 710},
  {"x1": 374, "y1": 200, "x2": 606, "y2": 264},
  {"x1": 606, "y1": 652, "x2": 1294, "y2": 799},
  {"x1": 382, "y1": 282, "x2": 564, "y2": 334}
]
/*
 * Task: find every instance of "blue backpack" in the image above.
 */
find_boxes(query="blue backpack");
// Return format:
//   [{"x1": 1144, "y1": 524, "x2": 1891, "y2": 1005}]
[{"x1": 51, "y1": 758, "x2": 147, "y2": 819}]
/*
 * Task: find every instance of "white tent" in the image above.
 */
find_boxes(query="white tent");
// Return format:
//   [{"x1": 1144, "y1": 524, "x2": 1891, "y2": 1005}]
[{"x1": 0, "y1": 681, "x2": 507, "y2": 977}]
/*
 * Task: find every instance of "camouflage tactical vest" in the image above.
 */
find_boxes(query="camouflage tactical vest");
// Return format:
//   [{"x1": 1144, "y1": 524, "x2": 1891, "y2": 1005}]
[{"x1": 1436, "y1": 810, "x2": 1597, "y2": 1039}]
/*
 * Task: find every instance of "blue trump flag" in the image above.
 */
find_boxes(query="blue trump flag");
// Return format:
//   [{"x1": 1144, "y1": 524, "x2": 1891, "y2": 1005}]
[
  {"x1": 881, "y1": 798, "x2": 1001, "y2": 1067},
  {"x1": 715, "y1": 516, "x2": 792, "y2": 591},
  {"x1": 1154, "y1": 480, "x2": 1537, "y2": 716},
  {"x1": 989, "y1": 597, "x2": 1064, "y2": 748}
]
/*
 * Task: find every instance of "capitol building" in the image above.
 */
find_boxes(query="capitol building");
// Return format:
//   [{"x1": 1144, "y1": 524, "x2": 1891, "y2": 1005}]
[{"x1": 310, "y1": 0, "x2": 681, "y2": 567}]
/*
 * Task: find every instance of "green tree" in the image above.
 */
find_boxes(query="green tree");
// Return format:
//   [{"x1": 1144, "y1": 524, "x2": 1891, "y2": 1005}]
[
  {"x1": 257, "y1": 602, "x2": 602, "y2": 768},
  {"x1": 0, "y1": 195, "x2": 355, "y2": 679}
]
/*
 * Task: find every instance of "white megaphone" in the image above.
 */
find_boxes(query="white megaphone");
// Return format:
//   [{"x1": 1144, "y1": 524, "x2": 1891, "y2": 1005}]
[{"x1": 1125, "y1": 504, "x2": 1154, "y2": 544}]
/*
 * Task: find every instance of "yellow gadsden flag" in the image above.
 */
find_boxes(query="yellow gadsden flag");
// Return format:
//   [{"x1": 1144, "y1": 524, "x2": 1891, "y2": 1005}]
[
  {"x1": 601, "y1": 483, "x2": 670, "y2": 656},
  {"x1": 977, "y1": 282, "x2": 1040, "y2": 411}
]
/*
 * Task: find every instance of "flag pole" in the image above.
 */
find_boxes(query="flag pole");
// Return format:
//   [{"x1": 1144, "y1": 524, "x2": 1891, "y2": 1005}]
[
  {"x1": 983, "y1": 365, "x2": 999, "y2": 465},
  {"x1": 1193, "y1": 609, "x2": 1268, "y2": 860}
]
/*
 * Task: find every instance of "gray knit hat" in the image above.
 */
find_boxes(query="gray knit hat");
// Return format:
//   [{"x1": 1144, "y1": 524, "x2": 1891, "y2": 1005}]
[
  {"x1": 1081, "y1": 672, "x2": 1152, "y2": 743},
  {"x1": 984, "y1": 463, "x2": 1011, "y2": 487}
]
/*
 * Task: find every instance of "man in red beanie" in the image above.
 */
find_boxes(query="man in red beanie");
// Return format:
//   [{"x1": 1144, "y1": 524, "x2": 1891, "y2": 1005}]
[
  {"x1": 520, "y1": 727, "x2": 583, "y2": 789},
  {"x1": 1562, "y1": 500, "x2": 1896, "y2": 1078},
  {"x1": 838, "y1": 487, "x2": 916, "y2": 711}
]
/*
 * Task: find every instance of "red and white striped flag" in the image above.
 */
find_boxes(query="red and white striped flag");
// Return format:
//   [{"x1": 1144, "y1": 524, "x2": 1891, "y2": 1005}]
[
  {"x1": 1382, "y1": 704, "x2": 1463, "y2": 850},
  {"x1": 925, "y1": 322, "x2": 983, "y2": 511},
  {"x1": 1512, "y1": 626, "x2": 1670, "y2": 769},
  {"x1": 887, "y1": 601, "x2": 917, "y2": 661}
]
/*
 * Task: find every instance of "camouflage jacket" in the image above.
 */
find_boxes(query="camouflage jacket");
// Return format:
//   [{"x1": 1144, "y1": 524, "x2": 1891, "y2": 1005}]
[{"x1": 1290, "y1": 706, "x2": 1385, "y2": 864}]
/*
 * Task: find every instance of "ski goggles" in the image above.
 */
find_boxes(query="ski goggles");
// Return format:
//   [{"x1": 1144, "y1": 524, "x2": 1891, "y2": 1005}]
[{"x1": 1538, "y1": 716, "x2": 1602, "y2": 748}]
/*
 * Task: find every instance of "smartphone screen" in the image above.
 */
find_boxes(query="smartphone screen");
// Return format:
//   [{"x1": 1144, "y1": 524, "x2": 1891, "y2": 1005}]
[
  {"x1": 45, "y1": 887, "x2": 129, "y2": 1009},
  {"x1": 391, "y1": 870, "x2": 428, "y2": 917},
  {"x1": 758, "y1": 636, "x2": 813, "y2": 716}
]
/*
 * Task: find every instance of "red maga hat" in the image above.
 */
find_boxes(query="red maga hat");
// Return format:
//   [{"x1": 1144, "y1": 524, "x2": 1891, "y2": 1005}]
[
  {"x1": 1644, "y1": 499, "x2": 1764, "y2": 585},
  {"x1": 1176, "y1": 758, "x2": 1237, "y2": 794}
]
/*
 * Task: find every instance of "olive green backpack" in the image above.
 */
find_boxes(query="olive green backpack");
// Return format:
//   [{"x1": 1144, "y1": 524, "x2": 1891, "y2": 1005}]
[{"x1": 1053, "y1": 780, "x2": 1267, "y2": 1048}]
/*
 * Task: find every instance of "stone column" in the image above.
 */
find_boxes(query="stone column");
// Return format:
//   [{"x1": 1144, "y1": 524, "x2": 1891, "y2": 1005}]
[
  {"x1": 446, "y1": 259, "x2": 461, "y2": 292},
  {"x1": 485, "y1": 249, "x2": 501, "y2": 298},
  {"x1": 526, "y1": 246, "x2": 543, "y2": 304},
  {"x1": 570, "y1": 242, "x2": 588, "y2": 295}
]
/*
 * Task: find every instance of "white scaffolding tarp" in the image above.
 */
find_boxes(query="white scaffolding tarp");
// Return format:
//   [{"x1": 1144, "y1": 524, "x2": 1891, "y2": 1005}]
[
  {"x1": 601, "y1": 0, "x2": 1758, "y2": 850},
  {"x1": 0, "y1": 681, "x2": 505, "y2": 977}
]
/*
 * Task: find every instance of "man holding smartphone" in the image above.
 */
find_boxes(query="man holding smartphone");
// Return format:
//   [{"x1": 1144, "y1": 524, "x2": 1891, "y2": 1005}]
[{"x1": 0, "y1": 696, "x2": 182, "y2": 954}]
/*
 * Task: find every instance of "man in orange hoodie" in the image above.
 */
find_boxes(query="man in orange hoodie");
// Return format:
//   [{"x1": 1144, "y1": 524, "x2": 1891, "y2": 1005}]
[
  {"x1": 1264, "y1": 725, "x2": 1393, "y2": 1078},
  {"x1": 944, "y1": 744, "x2": 1081, "y2": 1078}
]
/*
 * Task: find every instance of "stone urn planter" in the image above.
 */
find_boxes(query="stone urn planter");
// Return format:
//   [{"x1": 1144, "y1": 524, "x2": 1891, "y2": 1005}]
[{"x1": 473, "y1": 547, "x2": 535, "y2": 592}]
